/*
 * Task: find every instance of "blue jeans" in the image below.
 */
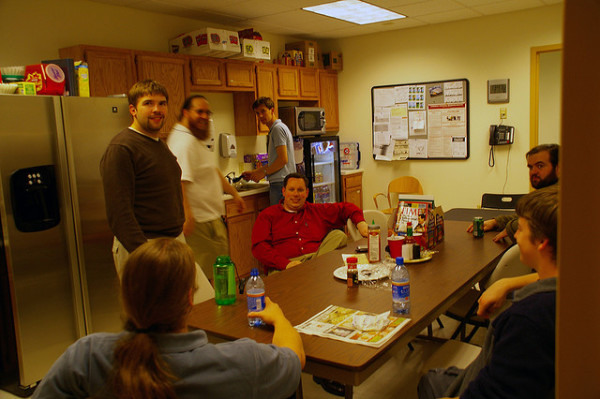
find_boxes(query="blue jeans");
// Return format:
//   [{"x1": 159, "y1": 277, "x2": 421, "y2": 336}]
[{"x1": 269, "y1": 181, "x2": 284, "y2": 205}]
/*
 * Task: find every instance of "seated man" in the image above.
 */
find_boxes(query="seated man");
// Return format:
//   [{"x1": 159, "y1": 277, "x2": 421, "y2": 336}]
[
  {"x1": 420, "y1": 185, "x2": 558, "y2": 399},
  {"x1": 252, "y1": 173, "x2": 369, "y2": 273}
]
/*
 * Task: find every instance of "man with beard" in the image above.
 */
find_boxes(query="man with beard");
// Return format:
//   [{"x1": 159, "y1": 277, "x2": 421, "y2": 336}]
[
  {"x1": 167, "y1": 95, "x2": 245, "y2": 280},
  {"x1": 101, "y1": 80, "x2": 184, "y2": 276},
  {"x1": 467, "y1": 143, "x2": 559, "y2": 243}
]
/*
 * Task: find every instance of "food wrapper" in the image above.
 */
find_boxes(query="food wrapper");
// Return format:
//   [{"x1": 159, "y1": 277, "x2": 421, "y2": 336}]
[{"x1": 352, "y1": 311, "x2": 391, "y2": 332}]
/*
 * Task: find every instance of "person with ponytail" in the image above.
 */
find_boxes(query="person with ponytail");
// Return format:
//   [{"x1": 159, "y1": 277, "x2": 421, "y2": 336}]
[{"x1": 33, "y1": 238, "x2": 304, "y2": 398}]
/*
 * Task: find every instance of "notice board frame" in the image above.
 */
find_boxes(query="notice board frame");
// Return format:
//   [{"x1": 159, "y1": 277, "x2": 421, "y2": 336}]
[{"x1": 371, "y1": 78, "x2": 470, "y2": 160}]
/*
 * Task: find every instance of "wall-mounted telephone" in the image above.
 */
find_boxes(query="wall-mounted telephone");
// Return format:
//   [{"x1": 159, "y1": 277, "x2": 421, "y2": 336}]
[{"x1": 489, "y1": 125, "x2": 514, "y2": 145}]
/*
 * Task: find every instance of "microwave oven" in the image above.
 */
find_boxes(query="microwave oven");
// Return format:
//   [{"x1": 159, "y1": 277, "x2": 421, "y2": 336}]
[{"x1": 278, "y1": 107, "x2": 326, "y2": 136}]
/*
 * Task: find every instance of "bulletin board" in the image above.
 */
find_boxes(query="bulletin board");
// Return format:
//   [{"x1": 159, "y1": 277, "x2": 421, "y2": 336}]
[{"x1": 371, "y1": 78, "x2": 469, "y2": 160}]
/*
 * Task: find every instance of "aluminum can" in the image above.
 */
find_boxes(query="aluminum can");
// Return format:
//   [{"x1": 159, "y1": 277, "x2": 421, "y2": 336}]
[{"x1": 473, "y1": 217, "x2": 484, "y2": 238}]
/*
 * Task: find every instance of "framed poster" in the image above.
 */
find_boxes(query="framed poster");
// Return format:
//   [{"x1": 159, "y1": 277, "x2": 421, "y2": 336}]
[{"x1": 371, "y1": 79, "x2": 469, "y2": 160}]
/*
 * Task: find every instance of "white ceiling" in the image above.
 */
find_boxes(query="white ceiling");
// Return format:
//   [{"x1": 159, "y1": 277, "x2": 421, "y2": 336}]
[{"x1": 90, "y1": 0, "x2": 562, "y2": 39}]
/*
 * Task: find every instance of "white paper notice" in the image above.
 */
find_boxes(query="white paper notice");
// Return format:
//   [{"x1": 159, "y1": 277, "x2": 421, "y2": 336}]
[
  {"x1": 374, "y1": 88, "x2": 396, "y2": 107},
  {"x1": 409, "y1": 139, "x2": 428, "y2": 158},
  {"x1": 409, "y1": 110, "x2": 427, "y2": 136},
  {"x1": 390, "y1": 104, "x2": 408, "y2": 139},
  {"x1": 395, "y1": 86, "x2": 409, "y2": 103},
  {"x1": 393, "y1": 140, "x2": 409, "y2": 160},
  {"x1": 452, "y1": 136, "x2": 467, "y2": 158},
  {"x1": 444, "y1": 81, "x2": 463, "y2": 103}
]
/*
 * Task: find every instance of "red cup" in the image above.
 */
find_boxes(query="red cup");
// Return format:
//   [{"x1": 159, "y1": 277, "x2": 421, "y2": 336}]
[
  {"x1": 413, "y1": 233, "x2": 426, "y2": 249},
  {"x1": 387, "y1": 236, "x2": 405, "y2": 259}
]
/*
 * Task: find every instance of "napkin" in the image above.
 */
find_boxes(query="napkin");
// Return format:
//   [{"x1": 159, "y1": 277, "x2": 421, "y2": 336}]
[{"x1": 352, "y1": 311, "x2": 391, "y2": 331}]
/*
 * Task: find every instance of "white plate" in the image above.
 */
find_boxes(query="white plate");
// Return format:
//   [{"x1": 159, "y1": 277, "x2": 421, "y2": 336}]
[{"x1": 333, "y1": 264, "x2": 390, "y2": 281}]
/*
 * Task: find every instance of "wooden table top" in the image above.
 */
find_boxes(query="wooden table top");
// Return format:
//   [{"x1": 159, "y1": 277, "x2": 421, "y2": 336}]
[{"x1": 188, "y1": 220, "x2": 509, "y2": 385}]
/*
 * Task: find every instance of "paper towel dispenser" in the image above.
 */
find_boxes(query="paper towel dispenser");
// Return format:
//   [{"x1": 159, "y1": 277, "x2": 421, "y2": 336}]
[{"x1": 219, "y1": 133, "x2": 237, "y2": 158}]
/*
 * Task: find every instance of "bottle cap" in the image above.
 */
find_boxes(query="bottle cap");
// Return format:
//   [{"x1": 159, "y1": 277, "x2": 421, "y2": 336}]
[
  {"x1": 368, "y1": 224, "x2": 380, "y2": 230},
  {"x1": 346, "y1": 256, "x2": 358, "y2": 264},
  {"x1": 214, "y1": 255, "x2": 231, "y2": 265},
  {"x1": 250, "y1": 268, "x2": 259, "y2": 276},
  {"x1": 395, "y1": 256, "x2": 404, "y2": 265}
]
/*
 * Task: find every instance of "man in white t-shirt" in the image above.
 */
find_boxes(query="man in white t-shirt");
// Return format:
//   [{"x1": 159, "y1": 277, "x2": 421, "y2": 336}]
[{"x1": 167, "y1": 95, "x2": 245, "y2": 279}]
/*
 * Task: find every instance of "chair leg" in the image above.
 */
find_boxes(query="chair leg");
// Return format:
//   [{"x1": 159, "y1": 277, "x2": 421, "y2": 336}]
[{"x1": 436, "y1": 317, "x2": 444, "y2": 329}]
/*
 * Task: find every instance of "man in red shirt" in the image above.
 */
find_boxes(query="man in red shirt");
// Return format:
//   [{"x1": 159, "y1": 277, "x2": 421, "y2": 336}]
[{"x1": 252, "y1": 173, "x2": 369, "y2": 273}]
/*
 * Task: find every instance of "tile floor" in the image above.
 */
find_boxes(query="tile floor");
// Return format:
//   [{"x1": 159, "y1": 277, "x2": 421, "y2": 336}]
[{"x1": 0, "y1": 315, "x2": 486, "y2": 399}]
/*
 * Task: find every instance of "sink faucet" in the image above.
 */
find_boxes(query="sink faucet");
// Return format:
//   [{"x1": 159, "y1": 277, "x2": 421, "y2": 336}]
[{"x1": 225, "y1": 171, "x2": 243, "y2": 184}]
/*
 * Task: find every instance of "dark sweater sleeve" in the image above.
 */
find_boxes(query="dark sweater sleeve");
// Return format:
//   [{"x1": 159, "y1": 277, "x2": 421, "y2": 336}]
[
  {"x1": 494, "y1": 214, "x2": 518, "y2": 243},
  {"x1": 100, "y1": 144, "x2": 147, "y2": 252}
]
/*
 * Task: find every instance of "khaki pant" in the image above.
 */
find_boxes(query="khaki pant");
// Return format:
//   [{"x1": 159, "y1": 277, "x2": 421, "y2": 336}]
[
  {"x1": 184, "y1": 218, "x2": 229, "y2": 281},
  {"x1": 112, "y1": 234, "x2": 215, "y2": 304},
  {"x1": 268, "y1": 229, "x2": 348, "y2": 275}
]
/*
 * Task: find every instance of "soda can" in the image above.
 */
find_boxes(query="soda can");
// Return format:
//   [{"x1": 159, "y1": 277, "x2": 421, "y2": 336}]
[{"x1": 473, "y1": 217, "x2": 484, "y2": 238}]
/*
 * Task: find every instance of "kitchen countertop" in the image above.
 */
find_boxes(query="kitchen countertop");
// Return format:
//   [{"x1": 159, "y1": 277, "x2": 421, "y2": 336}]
[
  {"x1": 341, "y1": 169, "x2": 364, "y2": 175},
  {"x1": 223, "y1": 182, "x2": 269, "y2": 200}
]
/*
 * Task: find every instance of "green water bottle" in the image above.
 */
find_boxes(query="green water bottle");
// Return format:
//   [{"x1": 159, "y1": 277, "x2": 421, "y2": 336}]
[{"x1": 213, "y1": 255, "x2": 236, "y2": 305}]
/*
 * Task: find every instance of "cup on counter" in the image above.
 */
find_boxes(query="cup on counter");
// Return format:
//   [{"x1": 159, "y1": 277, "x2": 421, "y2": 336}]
[
  {"x1": 413, "y1": 233, "x2": 426, "y2": 249},
  {"x1": 387, "y1": 235, "x2": 405, "y2": 259}
]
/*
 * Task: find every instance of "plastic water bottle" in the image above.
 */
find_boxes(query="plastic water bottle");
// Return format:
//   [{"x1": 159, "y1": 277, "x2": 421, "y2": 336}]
[
  {"x1": 392, "y1": 257, "x2": 410, "y2": 314},
  {"x1": 246, "y1": 268, "x2": 266, "y2": 327}
]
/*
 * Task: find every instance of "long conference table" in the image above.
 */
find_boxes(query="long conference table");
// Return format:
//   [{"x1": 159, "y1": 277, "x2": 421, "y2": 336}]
[{"x1": 188, "y1": 220, "x2": 510, "y2": 398}]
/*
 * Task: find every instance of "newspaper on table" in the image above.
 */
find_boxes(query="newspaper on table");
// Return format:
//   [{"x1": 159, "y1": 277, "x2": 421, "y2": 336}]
[{"x1": 295, "y1": 305, "x2": 410, "y2": 348}]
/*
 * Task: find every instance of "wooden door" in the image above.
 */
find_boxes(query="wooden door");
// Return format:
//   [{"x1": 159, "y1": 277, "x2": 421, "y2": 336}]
[
  {"x1": 299, "y1": 68, "x2": 319, "y2": 98},
  {"x1": 136, "y1": 54, "x2": 189, "y2": 136},
  {"x1": 278, "y1": 66, "x2": 299, "y2": 97},
  {"x1": 83, "y1": 47, "x2": 136, "y2": 97},
  {"x1": 319, "y1": 70, "x2": 339, "y2": 132},
  {"x1": 225, "y1": 61, "x2": 255, "y2": 88},
  {"x1": 190, "y1": 57, "x2": 224, "y2": 87}
]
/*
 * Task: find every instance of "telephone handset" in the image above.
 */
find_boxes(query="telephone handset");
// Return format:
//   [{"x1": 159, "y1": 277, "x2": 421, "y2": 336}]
[{"x1": 489, "y1": 125, "x2": 514, "y2": 145}]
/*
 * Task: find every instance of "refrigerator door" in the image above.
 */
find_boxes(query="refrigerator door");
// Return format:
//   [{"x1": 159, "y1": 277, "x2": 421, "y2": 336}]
[
  {"x1": 60, "y1": 96, "x2": 131, "y2": 334},
  {"x1": 301, "y1": 136, "x2": 341, "y2": 203},
  {"x1": 0, "y1": 95, "x2": 85, "y2": 390}
]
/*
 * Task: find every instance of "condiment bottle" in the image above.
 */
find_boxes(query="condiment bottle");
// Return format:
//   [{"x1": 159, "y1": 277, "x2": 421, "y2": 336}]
[
  {"x1": 346, "y1": 256, "x2": 359, "y2": 287},
  {"x1": 368, "y1": 222, "x2": 381, "y2": 263}
]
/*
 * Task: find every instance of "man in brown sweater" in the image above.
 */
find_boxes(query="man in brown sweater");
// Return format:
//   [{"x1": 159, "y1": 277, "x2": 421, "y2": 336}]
[{"x1": 100, "y1": 80, "x2": 184, "y2": 276}]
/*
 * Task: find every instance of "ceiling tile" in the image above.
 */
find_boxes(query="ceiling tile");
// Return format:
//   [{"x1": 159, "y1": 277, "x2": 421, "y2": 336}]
[
  {"x1": 387, "y1": 0, "x2": 464, "y2": 17},
  {"x1": 416, "y1": 8, "x2": 482, "y2": 23},
  {"x1": 473, "y1": 0, "x2": 546, "y2": 15}
]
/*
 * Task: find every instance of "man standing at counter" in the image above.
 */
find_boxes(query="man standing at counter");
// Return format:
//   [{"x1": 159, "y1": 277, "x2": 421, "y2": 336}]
[
  {"x1": 467, "y1": 143, "x2": 559, "y2": 243},
  {"x1": 242, "y1": 97, "x2": 296, "y2": 205},
  {"x1": 252, "y1": 173, "x2": 369, "y2": 273},
  {"x1": 167, "y1": 95, "x2": 245, "y2": 280},
  {"x1": 101, "y1": 80, "x2": 185, "y2": 276}
]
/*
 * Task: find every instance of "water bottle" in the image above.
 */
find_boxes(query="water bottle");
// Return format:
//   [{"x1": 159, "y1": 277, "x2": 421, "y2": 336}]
[
  {"x1": 392, "y1": 257, "x2": 410, "y2": 314},
  {"x1": 246, "y1": 268, "x2": 266, "y2": 327},
  {"x1": 213, "y1": 255, "x2": 236, "y2": 305}
]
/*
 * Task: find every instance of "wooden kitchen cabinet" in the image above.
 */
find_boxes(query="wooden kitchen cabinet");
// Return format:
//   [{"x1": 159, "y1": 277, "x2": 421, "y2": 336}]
[
  {"x1": 277, "y1": 66, "x2": 299, "y2": 97},
  {"x1": 319, "y1": 70, "x2": 339, "y2": 132},
  {"x1": 299, "y1": 68, "x2": 319, "y2": 99},
  {"x1": 135, "y1": 53, "x2": 189, "y2": 136},
  {"x1": 58, "y1": 45, "x2": 136, "y2": 97},
  {"x1": 189, "y1": 56, "x2": 255, "y2": 91},
  {"x1": 233, "y1": 63, "x2": 278, "y2": 136},
  {"x1": 225, "y1": 192, "x2": 269, "y2": 278},
  {"x1": 225, "y1": 60, "x2": 255, "y2": 88},
  {"x1": 190, "y1": 56, "x2": 224, "y2": 87},
  {"x1": 342, "y1": 172, "x2": 363, "y2": 209}
]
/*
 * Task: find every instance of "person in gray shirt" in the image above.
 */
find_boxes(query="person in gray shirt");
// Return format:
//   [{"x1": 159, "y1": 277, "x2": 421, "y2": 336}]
[{"x1": 243, "y1": 97, "x2": 296, "y2": 205}]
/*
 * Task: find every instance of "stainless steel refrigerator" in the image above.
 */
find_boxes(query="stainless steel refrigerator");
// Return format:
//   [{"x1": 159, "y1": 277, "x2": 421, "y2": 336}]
[
  {"x1": 293, "y1": 135, "x2": 341, "y2": 203},
  {"x1": 0, "y1": 94, "x2": 129, "y2": 394}
]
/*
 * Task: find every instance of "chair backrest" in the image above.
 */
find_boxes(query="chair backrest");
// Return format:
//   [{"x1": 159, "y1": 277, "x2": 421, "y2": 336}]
[
  {"x1": 483, "y1": 245, "x2": 532, "y2": 289},
  {"x1": 481, "y1": 193, "x2": 525, "y2": 210},
  {"x1": 388, "y1": 176, "x2": 423, "y2": 207}
]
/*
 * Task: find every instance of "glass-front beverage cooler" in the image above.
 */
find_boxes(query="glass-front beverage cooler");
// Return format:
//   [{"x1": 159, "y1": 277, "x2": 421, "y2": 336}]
[{"x1": 293, "y1": 136, "x2": 341, "y2": 203}]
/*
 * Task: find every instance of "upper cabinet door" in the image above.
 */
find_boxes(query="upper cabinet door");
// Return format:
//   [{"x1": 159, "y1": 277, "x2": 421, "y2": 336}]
[
  {"x1": 225, "y1": 61, "x2": 255, "y2": 88},
  {"x1": 256, "y1": 64, "x2": 278, "y2": 133},
  {"x1": 299, "y1": 68, "x2": 319, "y2": 98},
  {"x1": 319, "y1": 70, "x2": 339, "y2": 132},
  {"x1": 278, "y1": 66, "x2": 299, "y2": 97},
  {"x1": 190, "y1": 57, "x2": 224, "y2": 87},
  {"x1": 136, "y1": 54, "x2": 189, "y2": 137}
]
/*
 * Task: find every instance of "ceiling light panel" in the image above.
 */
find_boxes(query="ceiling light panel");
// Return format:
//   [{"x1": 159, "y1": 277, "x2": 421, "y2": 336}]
[{"x1": 303, "y1": 0, "x2": 406, "y2": 25}]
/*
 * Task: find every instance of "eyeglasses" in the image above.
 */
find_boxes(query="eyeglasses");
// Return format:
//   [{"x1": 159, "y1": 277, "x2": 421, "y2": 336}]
[{"x1": 196, "y1": 109, "x2": 213, "y2": 117}]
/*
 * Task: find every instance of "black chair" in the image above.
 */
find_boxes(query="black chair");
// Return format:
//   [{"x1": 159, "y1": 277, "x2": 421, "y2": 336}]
[{"x1": 481, "y1": 193, "x2": 525, "y2": 210}]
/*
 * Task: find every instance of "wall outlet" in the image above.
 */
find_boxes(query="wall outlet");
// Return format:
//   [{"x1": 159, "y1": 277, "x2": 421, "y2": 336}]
[{"x1": 500, "y1": 108, "x2": 507, "y2": 119}]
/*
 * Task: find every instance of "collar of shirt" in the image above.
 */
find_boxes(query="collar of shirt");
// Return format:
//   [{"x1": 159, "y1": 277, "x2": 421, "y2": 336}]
[{"x1": 128, "y1": 126, "x2": 160, "y2": 141}]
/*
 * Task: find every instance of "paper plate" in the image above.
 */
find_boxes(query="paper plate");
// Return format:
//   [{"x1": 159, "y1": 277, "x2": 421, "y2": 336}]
[
  {"x1": 333, "y1": 264, "x2": 389, "y2": 281},
  {"x1": 404, "y1": 251, "x2": 434, "y2": 264}
]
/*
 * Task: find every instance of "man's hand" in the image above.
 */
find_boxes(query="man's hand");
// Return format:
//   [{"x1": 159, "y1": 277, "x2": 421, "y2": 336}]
[
  {"x1": 182, "y1": 217, "x2": 194, "y2": 236},
  {"x1": 477, "y1": 280, "x2": 510, "y2": 319},
  {"x1": 286, "y1": 260, "x2": 302, "y2": 269},
  {"x1": 242, "y1": 169, "x2": 266, "y2": 183},
  {"x1": 356, "y1": 221, "x2": 369, "y2": 237},
  {"x1": 248, "y1": 297, "x2": 285, "y2": 326},
  {"x1": 233, "y1": 194, "x2": 246, "y2": 213},
  {"x1": 466, "y1": 218, "x2": 497, "y2": 233},
  {"x1": 492, "y1": 229, "x2": 508, "y2": 242}
]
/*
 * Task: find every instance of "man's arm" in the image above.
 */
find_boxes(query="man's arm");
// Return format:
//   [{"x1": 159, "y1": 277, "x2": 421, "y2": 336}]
[
  {"x1": 248, "y1": 297, "x2": 306, "y2": 368},
  {"x1": 218, "y1": 170, "x2": 246, "y2": 212},
  {"x1": 181, "y1": 182, "x2": 195, "y2": 236},
  {"x1": 356, "y1": 221, "x2": 369, "y2": 237},
  {"x1": 243, "y1": 145, "x2": 288, "y2": 182},
  {"x1": 477, "y1": 273, "x2": 539, "y2": 318},
  {"x1": 251, "y1": 210, "x2": 293, "y2": 270},
  {"x1": 100, "y1": 145, "x2": 146, "y2": 252}
]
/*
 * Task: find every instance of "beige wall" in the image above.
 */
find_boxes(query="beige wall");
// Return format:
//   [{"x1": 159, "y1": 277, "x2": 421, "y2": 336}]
[{"x1": 326, "y1": 5, "x2": 563, "y2": 210}]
